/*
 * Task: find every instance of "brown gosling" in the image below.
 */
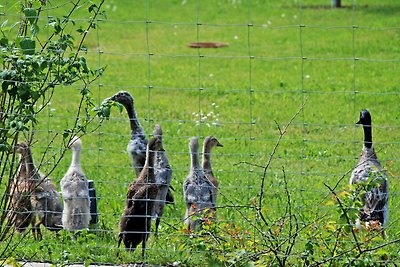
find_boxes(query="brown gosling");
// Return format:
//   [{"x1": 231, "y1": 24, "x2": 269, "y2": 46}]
[
  {"x1": 202, "y1": 136, "x2": 223, "y2": 208},
  {"x1": 14, "y1": 142, "x2": 63, "y2": 239},
  {"x1": 8, "y1": 144, "x2": 36, "y2": 235},
  {"x1": 118, "y1": 137, "x2": 163, "y2": 256}
]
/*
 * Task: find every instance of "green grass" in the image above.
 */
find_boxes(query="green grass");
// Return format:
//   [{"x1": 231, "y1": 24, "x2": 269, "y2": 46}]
[{"x1": 2, "y1": 0, "x2": 400, "y2": 265}]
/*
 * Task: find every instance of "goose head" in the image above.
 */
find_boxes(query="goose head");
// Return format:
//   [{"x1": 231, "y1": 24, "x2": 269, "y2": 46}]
[
  {"x1": 203, "y1": 136, "x2": 223, "y2": 149},
  {"x1": 148, "y1": 136, "x2": 164, "y2": 153},
  {"x1": 68, "y1": 136, "x2": 82, "y2": 151},
  {"x1": 189, "y1": 137, "x2": 199, "y2": 152},
  {"x1": 152, "y1": 124, "x2": 163, "y2": 139},
  {"x1": 15, "y1": 142, "x2": 29, "y2": 155},
  {"x1": 356, "y1": 109, "x2": 372, "y2": 127},
  {"x1": 107, "y1": 91, "x2": 134, "y2": 109}
]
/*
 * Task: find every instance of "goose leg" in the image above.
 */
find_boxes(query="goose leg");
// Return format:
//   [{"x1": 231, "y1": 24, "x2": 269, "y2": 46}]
[
  {"x1": 155, "y1": 217, "x2": 161, "y2": 235},
  {"x1": 33, "y1": 216, "x2": 44, "y2": 240},
  {"x1": 141, "y1": 235, "x2": 147, "y2": 258}
]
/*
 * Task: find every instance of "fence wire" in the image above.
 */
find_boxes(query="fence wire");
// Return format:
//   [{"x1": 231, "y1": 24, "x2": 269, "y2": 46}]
[{"x1": 1, "y1": 0, "x2": 400, "y2": 265}]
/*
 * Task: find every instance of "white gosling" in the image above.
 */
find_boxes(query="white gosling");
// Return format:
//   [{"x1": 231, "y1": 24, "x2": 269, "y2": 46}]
[{"x1": 61, "y1": 136, "x2": 90, "y2": 231}]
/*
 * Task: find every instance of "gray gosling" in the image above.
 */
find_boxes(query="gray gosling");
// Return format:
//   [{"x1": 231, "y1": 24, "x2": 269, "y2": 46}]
[{"x1": 350, "y1": 109, "x2": 388, "y2": 238}]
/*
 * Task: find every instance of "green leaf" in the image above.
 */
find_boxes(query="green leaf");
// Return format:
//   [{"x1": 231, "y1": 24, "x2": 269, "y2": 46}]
[
  {"x1": 375, "y1": 249, "x2": 389, "y2": 260},
  {"x1": 24, "y1": 8, "x2": 37, "y2": 25},
  {"x1": 0, "y1": 37, "x2": 8, "y2": 47},
  {"x1": 19, "y1": 38, "x2": 36, "y2": 55},
  {"x1": 63, "y1": 129, "x2": 72, "y2": 139},
  {"x1": 18, "y1": 84, "x2": 31, "y2": 101},
  {"x1": 30, "y1": 23, "x2": 40, "y2": 37},
  {"x1": 1, "y1": 19, "x2": 8, "y2": 29},
  {"x1": 88, "y1": 4, "x2": 97, "y2": 13},
  {"x1": 101, "y1": 106, "x2": 110, "y2": 118}
]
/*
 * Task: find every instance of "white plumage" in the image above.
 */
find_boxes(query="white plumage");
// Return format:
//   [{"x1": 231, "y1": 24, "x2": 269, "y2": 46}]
[{"x1": 61, "y1": 136, "x2": 91, "y2": 231}]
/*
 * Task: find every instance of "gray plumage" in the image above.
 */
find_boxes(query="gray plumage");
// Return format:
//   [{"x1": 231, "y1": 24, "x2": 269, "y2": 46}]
[
  {"x1": 118, "y1": 137, "x2": 163, "y2": 256},
  {"x1": 61, "y1": 136, "x2": 91, "y2": 231},
  {"x1": 202, "y1": 136, "x2": 223, "y2": 208},
  {"x1": 14, "y1": 142, "x2": 63, "y2": 239},
  {"x1": 151, "y1": 124, "x2": 173, "y2": 234},
  {"x1": 107, "y1": 91, "x2": 147, "y2": 177},
  {"x1": 350, "y1": 109, "x2": 388, "y2": 236},
  {"x1": 183, "y1": 137, "x2": 214, "y2": 231},
  {"x1": 106, "y1": 91, "x2": 174, "y2": 215}
]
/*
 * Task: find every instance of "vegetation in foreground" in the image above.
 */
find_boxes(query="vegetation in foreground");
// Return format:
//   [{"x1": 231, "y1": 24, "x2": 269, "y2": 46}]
[{"x1": 0, "y1": 0, "x2": 399, "y2": 266}]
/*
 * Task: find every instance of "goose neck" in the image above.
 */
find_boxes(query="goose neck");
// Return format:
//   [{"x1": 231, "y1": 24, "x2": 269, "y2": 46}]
[
  {"x1": 70, "y1": 148, "x2": 81, "y2": 168},
  {"x1": 144, "y1": 149, "x2": 156, "y2": 181},
  {"x1": 191, "y1": 150, "x2": 201, "y2": 171},
  {"x1": 124, "y1": 102, "x2": 142, "y2": 132},
  {"x1": 23, "y1": 148, "x2": 37, "y2": 178},
  {"x1": 363, "y1": 124, "x2": 373, "y2": 149},
  {"x1": 202, "y1": 151, "x2": 212, "y2": 171}
]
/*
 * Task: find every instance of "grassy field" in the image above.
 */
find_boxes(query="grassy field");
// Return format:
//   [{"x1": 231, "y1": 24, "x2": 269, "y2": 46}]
[{"x1": 2, "y1": 0, "x2": 400, "y2": 265}]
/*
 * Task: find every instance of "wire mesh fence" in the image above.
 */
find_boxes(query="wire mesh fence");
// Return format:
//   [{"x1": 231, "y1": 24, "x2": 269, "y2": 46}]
[{"x1": 1, "y1": 0, "x2": 399, "y2": 266}]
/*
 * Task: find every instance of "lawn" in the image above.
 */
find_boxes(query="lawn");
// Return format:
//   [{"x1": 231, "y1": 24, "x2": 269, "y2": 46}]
[{"x1": 1, "y1": 0, "x2": 400, "y2": 265}]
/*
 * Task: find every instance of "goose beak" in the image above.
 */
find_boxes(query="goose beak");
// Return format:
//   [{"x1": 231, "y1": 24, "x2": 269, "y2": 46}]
[
  {"x1": 217, "y1": 142, "x2": 223, "y2": 147},
  {"x1": 108, "y1": 95, "x2": 117, "y2": 101},
  {"x1": 356, "y1": 119, "x2": 362, "y2": 125}
]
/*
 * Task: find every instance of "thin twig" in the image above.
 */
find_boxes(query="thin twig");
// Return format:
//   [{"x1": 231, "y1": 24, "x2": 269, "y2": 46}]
[
  {"x1": 258, "y1": 103, "x2": 305, "y2": 210},
  {"x1": 324, "y1": 183, "x2": 362, "y2": 254}
]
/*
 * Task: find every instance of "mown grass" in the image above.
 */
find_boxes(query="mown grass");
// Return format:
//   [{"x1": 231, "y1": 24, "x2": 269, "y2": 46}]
[{"x1": 2, "y1": 0, "x2": 400, "y2": 265}]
